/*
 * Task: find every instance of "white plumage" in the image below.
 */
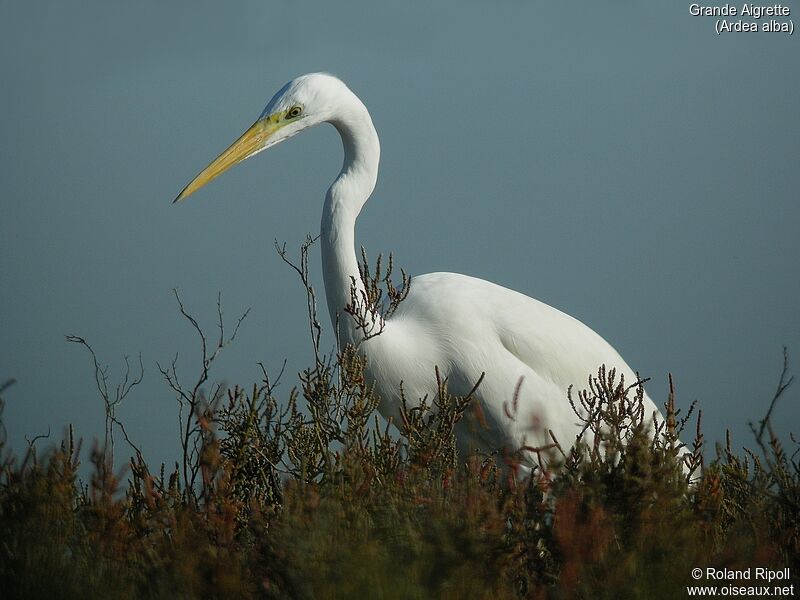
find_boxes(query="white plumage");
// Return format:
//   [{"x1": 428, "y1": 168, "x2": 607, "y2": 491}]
[{"x1": 176, "y1": 73, "x2": 678, "y2": 475}]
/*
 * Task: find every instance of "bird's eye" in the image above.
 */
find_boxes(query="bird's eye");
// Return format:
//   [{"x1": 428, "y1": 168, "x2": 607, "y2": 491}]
[{"x1": 286, "y1": 106, "x2": 303, "y2": 119}]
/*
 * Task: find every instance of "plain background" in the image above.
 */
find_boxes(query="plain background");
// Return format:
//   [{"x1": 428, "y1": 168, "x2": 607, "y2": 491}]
[{"x1": 1, "y1": 1, "x2": 798, "y2": 467}]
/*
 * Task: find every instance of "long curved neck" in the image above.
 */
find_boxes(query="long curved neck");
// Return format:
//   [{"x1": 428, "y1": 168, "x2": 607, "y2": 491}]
[{"x1": 321, "y1": 95, "x2": 381, "y2": 345}]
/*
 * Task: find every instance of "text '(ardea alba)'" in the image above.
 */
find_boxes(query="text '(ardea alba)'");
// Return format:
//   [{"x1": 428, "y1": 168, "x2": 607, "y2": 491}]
[{"x1": 175, "y1": 73, "x2": 683, "y2": 475}]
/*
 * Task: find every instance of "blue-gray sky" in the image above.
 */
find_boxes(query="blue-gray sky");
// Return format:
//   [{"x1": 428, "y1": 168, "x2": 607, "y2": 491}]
[{"x1": 1, "y1": 1, "x2": 798, "y2": 467}]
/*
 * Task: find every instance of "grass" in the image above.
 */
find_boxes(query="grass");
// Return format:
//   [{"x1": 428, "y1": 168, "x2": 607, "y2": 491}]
[{"x1": 0, "y1": 244, "x2": 797, "y2": 598}]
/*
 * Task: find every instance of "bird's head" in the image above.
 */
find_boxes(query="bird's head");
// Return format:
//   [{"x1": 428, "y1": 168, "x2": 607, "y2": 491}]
[{"x1": 174, "y1": 73, "x2": 349, "y2": 202}]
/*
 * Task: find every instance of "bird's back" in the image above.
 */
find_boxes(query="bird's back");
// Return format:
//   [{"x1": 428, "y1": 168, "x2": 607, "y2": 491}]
[{"x1": 364, "y1": 271, "x2": 666, "y2": 467}]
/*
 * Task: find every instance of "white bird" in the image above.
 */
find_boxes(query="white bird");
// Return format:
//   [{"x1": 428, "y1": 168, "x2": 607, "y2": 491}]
[{"x1": 175, "y1": 73, "x2": 681, "y2": 476}]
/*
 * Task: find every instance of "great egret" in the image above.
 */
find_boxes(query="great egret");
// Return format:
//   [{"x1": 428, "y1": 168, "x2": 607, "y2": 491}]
[{"x1": 176, "y1": 73, "x2": 682, "y2": 474}]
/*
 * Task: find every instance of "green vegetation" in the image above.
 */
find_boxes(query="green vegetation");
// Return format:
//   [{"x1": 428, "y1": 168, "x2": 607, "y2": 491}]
[{"x1": 1, "y1": 246, "x2": 797, "y2": 598}]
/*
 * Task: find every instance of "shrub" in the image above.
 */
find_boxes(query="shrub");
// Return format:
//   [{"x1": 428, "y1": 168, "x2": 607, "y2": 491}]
[{"x1": 0, "y1": 244, "x2": 796, "y2": 598}]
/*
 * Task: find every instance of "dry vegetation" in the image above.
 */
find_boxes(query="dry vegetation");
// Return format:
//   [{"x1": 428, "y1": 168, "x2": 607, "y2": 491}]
[{"x1": 1, "y1": 243, "x2": 797, "y2": 598}]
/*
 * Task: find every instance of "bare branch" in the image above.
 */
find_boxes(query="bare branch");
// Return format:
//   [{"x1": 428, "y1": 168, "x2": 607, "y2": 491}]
[
  {"x1": 67, "y1": 335, "x2": 144, "y2": 466},
  {"x1": 754, "y1": 346, "x2": 793, "y2": 446}
]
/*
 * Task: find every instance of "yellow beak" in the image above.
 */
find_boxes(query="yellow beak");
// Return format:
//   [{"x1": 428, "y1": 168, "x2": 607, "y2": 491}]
[{"x1": 174, "y1": 118, "x2": 280, "y2": 203}]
